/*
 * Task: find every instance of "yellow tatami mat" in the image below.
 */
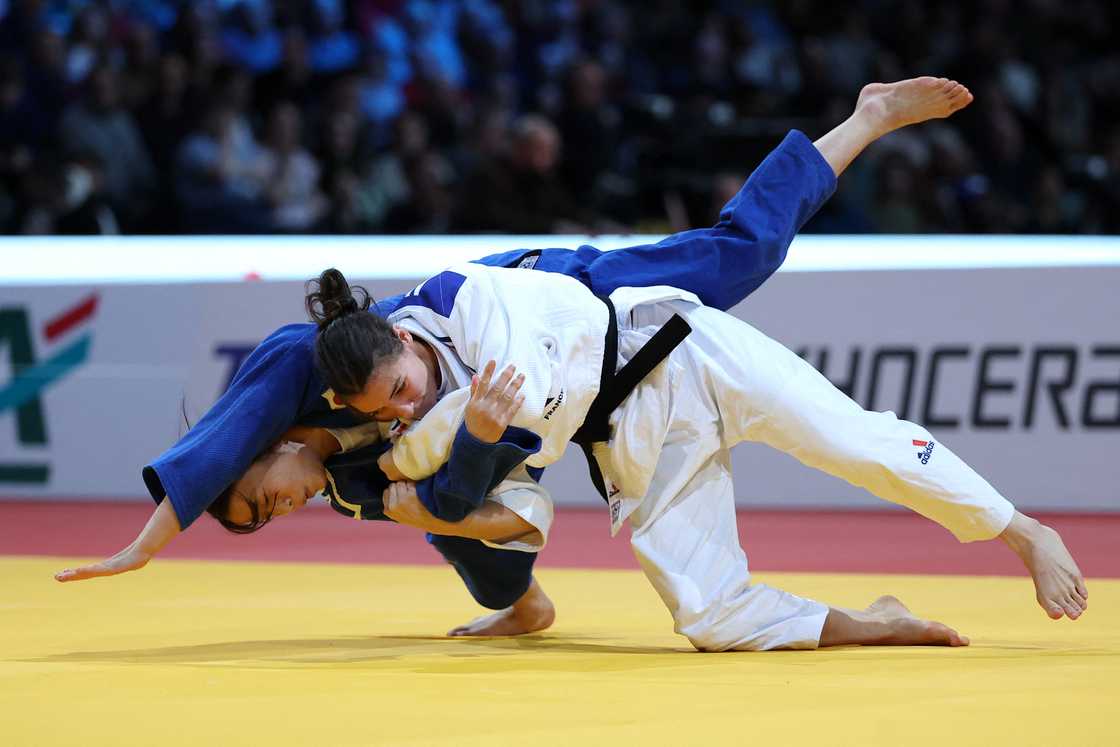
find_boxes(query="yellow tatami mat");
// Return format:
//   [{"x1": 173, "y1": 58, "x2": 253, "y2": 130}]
[{"x1": 1, "y1": 556, "x2": 1116, "y2": 746}]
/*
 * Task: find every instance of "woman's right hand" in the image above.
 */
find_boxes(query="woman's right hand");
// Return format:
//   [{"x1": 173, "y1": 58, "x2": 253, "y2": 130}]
[
  {"x1": 54, "y1": 497, "x2": 181, "y2": 582},
  {"x1": 54, "y1": 542, "x2": 152, "y2": 582},
  {"x1": 464, "y1": 360, "x2": 526, "y2": 443}
]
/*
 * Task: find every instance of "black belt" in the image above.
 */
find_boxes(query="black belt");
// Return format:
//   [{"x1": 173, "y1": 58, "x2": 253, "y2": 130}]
[{"x1": 571, "y1": 296, "x2": 692, "y2": 502}]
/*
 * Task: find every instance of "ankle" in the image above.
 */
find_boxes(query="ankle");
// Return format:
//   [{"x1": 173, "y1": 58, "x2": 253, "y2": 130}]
[
  {"x1": 999, "y1": 511, "x2": 1041, "y2": 554},
  {"x1": 512, "y1": 586, "x2": 556, "y2": 629}
]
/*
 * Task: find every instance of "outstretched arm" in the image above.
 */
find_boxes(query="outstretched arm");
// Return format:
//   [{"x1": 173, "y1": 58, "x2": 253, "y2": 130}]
[{"x1": 55, "y1": 497, "x2": 181, "y2": 582}]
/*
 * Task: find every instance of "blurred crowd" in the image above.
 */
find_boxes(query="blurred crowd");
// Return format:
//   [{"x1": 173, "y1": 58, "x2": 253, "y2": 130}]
[{"x1": 1, "y1": 0, "x2": 1118, "y2": 236}]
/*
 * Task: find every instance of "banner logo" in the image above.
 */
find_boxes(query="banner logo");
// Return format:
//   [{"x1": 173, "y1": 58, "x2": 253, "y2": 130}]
[{"x1": 0, "y1": 295, "x2": 98, "y2": 484}]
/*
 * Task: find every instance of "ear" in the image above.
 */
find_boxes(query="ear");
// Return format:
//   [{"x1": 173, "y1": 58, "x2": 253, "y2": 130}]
[{"x1": 392, "y1": 325, "x2": 413, "y2": 345}]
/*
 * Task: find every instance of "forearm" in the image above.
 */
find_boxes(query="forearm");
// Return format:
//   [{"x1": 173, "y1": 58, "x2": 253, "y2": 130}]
[
  {"x1": 136, "y1": 497, "x2": 183, "y2": 554},
  {"x1": 424, "y1": 501, "x2": 535, "y2": 543},
  {"x1": 282, "y1": 425, "x2": 342, "y2": 461}
]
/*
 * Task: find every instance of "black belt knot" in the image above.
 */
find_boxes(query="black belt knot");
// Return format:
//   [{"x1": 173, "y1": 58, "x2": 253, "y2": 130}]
[{"x1": 571, "y1": 296, "x2": 692, "y2": 501}]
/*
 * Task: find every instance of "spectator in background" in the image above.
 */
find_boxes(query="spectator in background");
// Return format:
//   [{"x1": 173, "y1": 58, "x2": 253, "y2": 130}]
[
  {"x1": 455, "y1": 113, "x2": 597, "y2": 234},
  {"x1": 24, "y1": 28, "x2": 70, "y2": 129},
  {"x1": 119, "y1": 20, "x2": 162, "y2": 112},
  {"x1": 170, "y1": 4, "x2": 223, "y2": 106},
  {"x1": 57, "y1": 63, "x2": 156, "y2": 229},
  {"x1": 221, "y1": 0, "x2": 282, "y2": 74},
  {"x1": 0, "y1": 0, "x2": 1117, "y2": 237},
  {"x1": 65, "y1": 4, "x2": 111, "y2": 86},
  {"x1": 356, "y1": 42, "x2": 405, "y2": 135},
  {"x1": 260, "y1": 101, "x2": 328, "y2": 232},
  {"x1": 360, "y1": 109, "x2": 433, "y2": 231},
  {"x1": 307, "y1": 0, "x2": 360, "y2": 74},
  {"x1": 556, "y1": 59, "x2": 617, "y2": 194},
  {"x1": 318, "y1": 107, "x2": 368, "y2": 233},
  {"x1": 255, "y1": 27, "x2": 318, "y2": 115},
  {"x1": 0, "y1": 60, "x2": 45, "y2": 191},
  {"x1": 137, "y1": 53, "x2": 193, "y2": 177},
  {"x1": 0, "y1": 59, "x2": 41, "y2": 231},
  {"x1": 174, "y1": 102, "x2": 271, "y2": 233},
  {"x1": 19, "y1": 150, "x2": 119, "y2": 235},
  {"x1": 136, "y1": 53, "x2": 194, "y2": 232}
]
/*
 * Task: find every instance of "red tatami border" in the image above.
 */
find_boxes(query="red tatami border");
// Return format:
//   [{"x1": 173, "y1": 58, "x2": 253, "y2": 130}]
[{"x1": 1, "y1": 501, "x2": 1116, "y2": 578}]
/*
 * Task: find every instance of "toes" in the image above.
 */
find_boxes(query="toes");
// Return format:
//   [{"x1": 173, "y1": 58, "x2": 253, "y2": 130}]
[
  {"x1": 1055, "y1": 596, "x2": 1080, "y2": 619},
  {"x1": 1043, "y1": 600, "x2": 1065, "y2": 619}
]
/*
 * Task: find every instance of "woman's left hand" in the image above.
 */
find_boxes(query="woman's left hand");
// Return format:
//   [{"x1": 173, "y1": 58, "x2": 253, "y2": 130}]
[{"x1": 383, "y1": 481, "x2": 440, "y2": 531}]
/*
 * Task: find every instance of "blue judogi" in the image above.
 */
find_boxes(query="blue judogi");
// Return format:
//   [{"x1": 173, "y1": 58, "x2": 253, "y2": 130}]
[{"x1": 141, "y1": 130, "x2": 835, "y2": 608}]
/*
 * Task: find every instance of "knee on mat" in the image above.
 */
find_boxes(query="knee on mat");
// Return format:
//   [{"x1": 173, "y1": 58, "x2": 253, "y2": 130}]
[
  {"x1": 674, "y1": 608, "x2": 760, "y2": 653},
  {"x1": 680, "y1": 623, "x2": 759, "y2": 653}
]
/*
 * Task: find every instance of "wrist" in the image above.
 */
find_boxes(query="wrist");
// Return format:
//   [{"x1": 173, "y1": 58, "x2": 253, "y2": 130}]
[{"x1": 464, "y1": 418, "x2": 500, "y2": 444}]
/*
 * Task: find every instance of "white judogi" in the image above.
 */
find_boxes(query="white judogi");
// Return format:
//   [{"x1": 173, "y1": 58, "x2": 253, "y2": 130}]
[{"x1": 385, "y1": 264, "x2": 1016, "y2": 650}]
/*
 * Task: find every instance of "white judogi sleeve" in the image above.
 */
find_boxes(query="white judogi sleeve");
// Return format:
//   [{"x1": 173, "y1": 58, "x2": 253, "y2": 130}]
[{"x1": 390, "y1": 388, "x2": 470, "y2": 480}]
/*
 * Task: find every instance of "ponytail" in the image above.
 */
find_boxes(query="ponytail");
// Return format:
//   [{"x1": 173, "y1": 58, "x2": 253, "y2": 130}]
[
  {"x1": 305, "y1": 268, "x2": 403, "y2": 398},
  {"x1": 305, "y1": 267, "x2": 371, "y2": 329}
]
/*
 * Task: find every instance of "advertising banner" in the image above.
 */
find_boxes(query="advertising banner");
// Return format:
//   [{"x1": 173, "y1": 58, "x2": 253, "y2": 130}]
[{"x1": 2, "y1": 246, "x2": 1117, "y2": 511}]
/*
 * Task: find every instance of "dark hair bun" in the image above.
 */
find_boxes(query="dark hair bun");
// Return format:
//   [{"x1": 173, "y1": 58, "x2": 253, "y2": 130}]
[{"x1": 305, "y1": 268, "x2": 371, "y2": 328}]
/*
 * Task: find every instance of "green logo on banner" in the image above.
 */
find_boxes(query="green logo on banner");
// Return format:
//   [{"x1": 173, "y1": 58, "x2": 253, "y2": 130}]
[{"x1": 0, "y1": 296, "x2": 98, "y2": 484}]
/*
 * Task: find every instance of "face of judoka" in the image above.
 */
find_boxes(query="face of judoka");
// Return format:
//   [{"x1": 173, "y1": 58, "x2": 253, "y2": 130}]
[
  {"x1": 343, "y1": 328, "x2": 440, "y2": 423},
  {"x1": 221, "y1": 452, "x2": 315, "y2": 526}
]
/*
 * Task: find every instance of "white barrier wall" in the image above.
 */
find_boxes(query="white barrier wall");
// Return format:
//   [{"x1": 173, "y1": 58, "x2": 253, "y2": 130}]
[{"x1": 2, "y1": 235, "x2": 1118, "y2": 511}]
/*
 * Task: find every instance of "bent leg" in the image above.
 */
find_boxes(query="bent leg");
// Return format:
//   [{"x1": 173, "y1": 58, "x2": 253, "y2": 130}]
[
  {"x1": 627, "y1": 441, "x2": 829, "y2": 651},
  {"x1": 672, "y1": 304, "x2": 1086, "y2": 619},
  {"x1": 577, "y1": 129, "x2": 836, "y2": 311},
  {"x1": 673, "y1": 303, "x2": 1016, "y2": 542},
  {"x1": 487, "y1": 79, "x2": 974, "y2": 310},
  {"x1": 625, "y1": 428, "x2": 967, "y2": 651},
  {"x1": 427, "y1": 533, "x2": 555, "y2": 635},
  {"x1": 475, "y1": 128, "x2": 836, "y2": 311}
]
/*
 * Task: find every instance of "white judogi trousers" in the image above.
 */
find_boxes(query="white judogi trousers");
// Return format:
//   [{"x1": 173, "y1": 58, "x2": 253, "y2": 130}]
[{"x1": 608, "y1": 300, "x2": 1016, "y2": 651}]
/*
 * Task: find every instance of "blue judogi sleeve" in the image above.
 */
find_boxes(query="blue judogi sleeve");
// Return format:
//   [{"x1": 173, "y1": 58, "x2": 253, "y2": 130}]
[
  {"x1": 472, "y1": 129, "x2": 836, "y2": 311},
  {"x1": 142, "y1": 324, "x2": 321, "y2": 529},
  {"x1": 414, "y1": 425, "x2": 540, "y2": 521}
]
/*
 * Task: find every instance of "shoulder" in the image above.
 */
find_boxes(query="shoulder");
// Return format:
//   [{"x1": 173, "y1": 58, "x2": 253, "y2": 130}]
[
  {"x1": 246, "y1": 323, "x2": 318, "y2": 371},
  {"x1": 261, "y1": 322, "x2": 317, "y2": 351},
  {"x1": 385, "y1": 266, "x2": 480, "y2": 320}
]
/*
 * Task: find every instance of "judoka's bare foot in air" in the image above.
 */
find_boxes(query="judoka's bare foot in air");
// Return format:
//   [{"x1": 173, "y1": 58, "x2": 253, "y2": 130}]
[
  {"x1": 448, "y1": 578, "x2": 556, "y2": 637},
  {"x1": 820, "y1": 594, "x2": 969, "y2": 647},
  {"x1": 856, "y1": 76, "x2": 974, "y2": 138},
  {"x1": 814, "y1": 76, "x2": 974, "y2": 177},
  {"x1": 999, "y1": 511, "x2": 1088, "y2": 620}
]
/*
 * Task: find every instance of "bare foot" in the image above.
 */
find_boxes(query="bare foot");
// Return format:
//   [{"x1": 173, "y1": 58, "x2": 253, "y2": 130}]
[
  {"x1": 1000, "y1": 512, "x2": 1088, "y2": 620},
  {"x1": 886, "y1": 616, "x2": 969, "y2": 647},
  {"x1": 855, "y1": 76, "x2": 974, "y2": 138},
  {"x1": 867, "y1": 594, "x2": 911, "y2": 618},
  {"x1": 821, "y1": 595, "x2": 968, "y2": 647},
  {"x1": 868, "y1": 595, "x2": 969, "y2": 646},
  {"x1": 448, "y1": 578, "x2": 556, "y2": 637}
]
